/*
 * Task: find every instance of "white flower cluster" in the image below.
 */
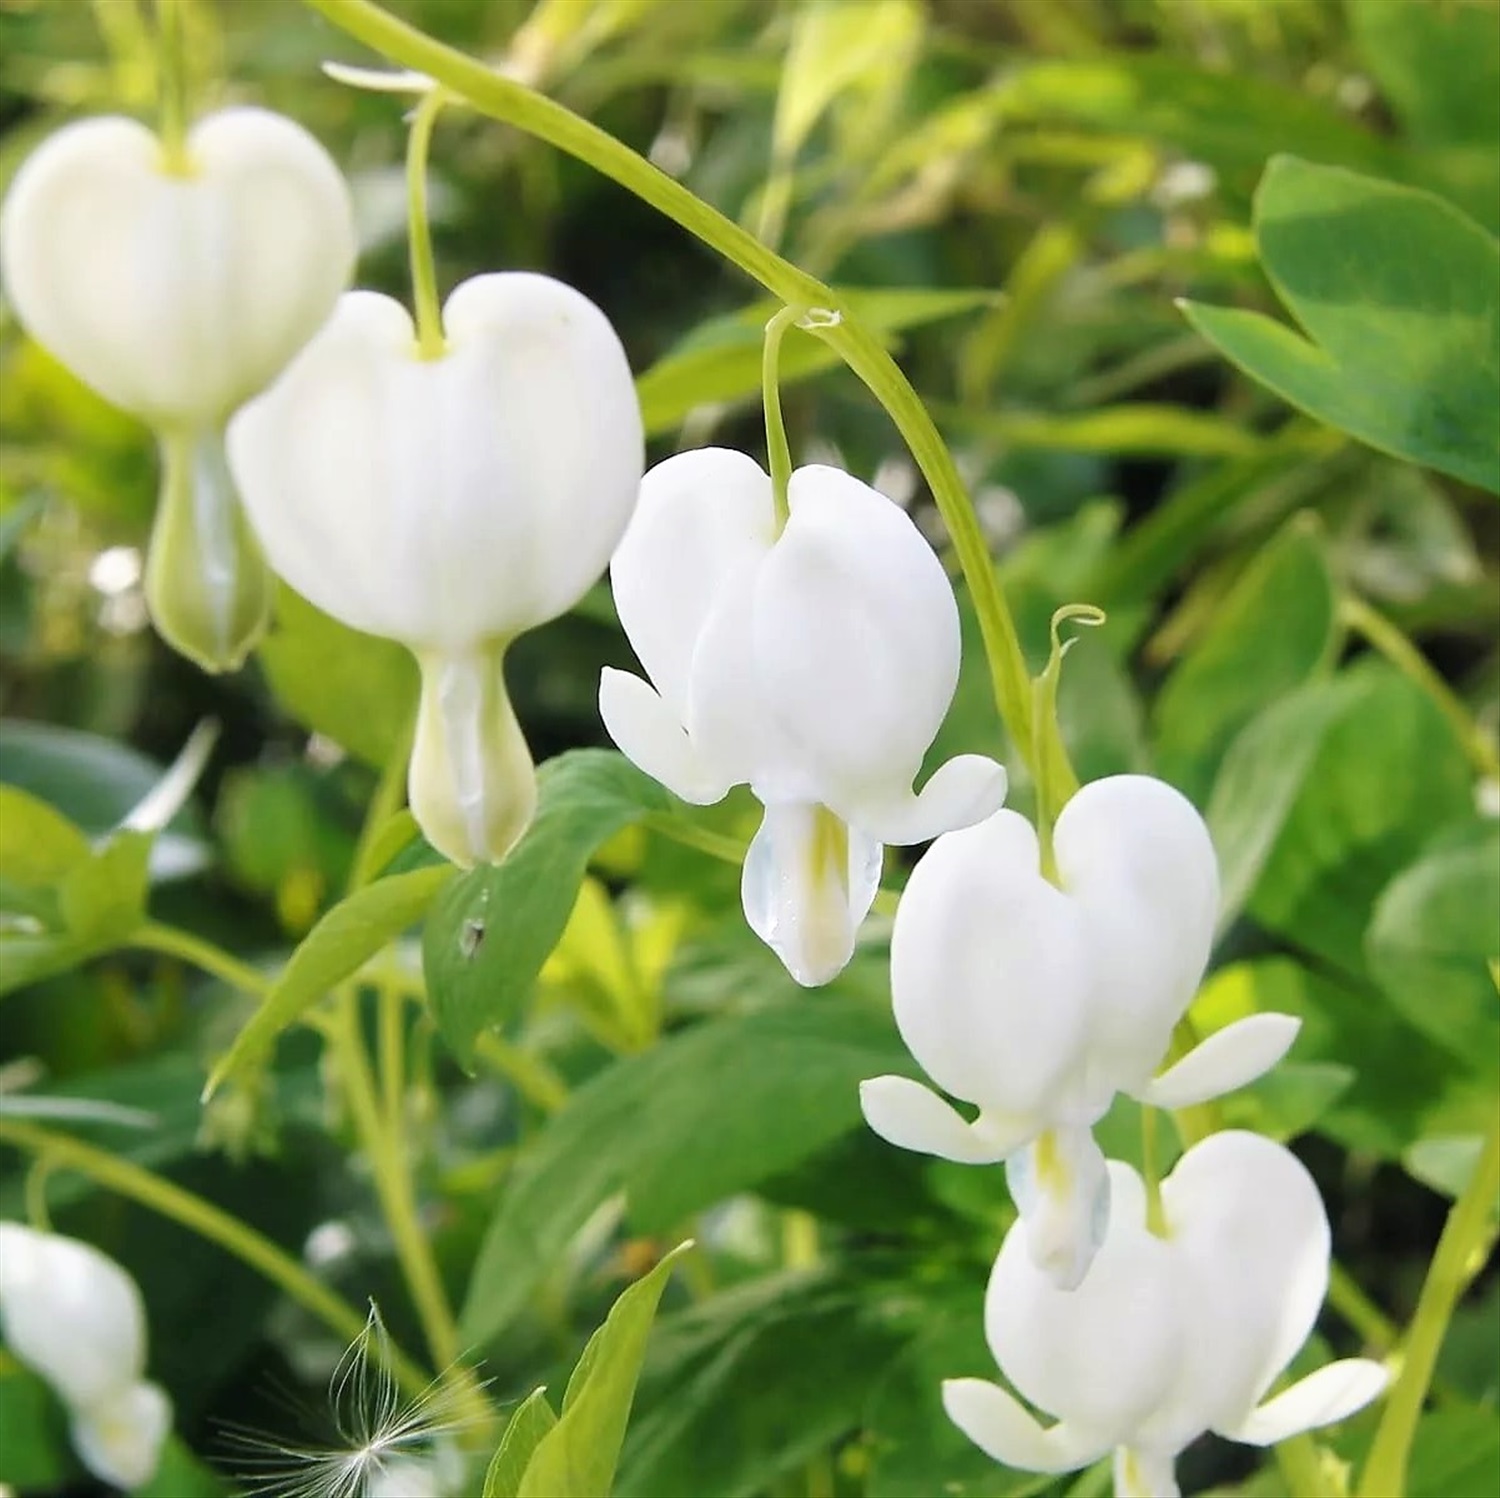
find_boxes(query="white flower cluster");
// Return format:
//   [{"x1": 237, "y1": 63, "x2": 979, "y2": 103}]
[
  {"x1": 0, "y1": 1224, "x2": 171, "y2": 1489},
  {"x1": 0, "y1": 93, "x2": 1389, "y2": 1498}
]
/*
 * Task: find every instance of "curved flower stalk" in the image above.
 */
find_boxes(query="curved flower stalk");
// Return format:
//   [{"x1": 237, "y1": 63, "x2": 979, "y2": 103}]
[
  {"x1": 860, "y1": 774, "x2": 1299, "y2": 1286},
  {"x1": 0, "y1": 108, "x2": 356, "y2": 672},
  {"x1": 943, "y1": 1132, "x2": 1388, "y2": 1497},
  {"x1": 0, "y1": 1222, "x2": 172, "y2": 1489},
  {"x1": 600, "y1": 449, "x2": 1007, "y2": 985},
  {"x1": 229, "y1": 273, "x2": 644, "y2": 868}
]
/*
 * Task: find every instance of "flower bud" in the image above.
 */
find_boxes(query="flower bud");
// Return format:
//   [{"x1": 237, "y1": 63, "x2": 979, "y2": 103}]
[
  {"x1": 0, "y1": 1223, "x2": 172, "y2": 1489},
  {"x1": 861, "y1": 775, "x2": 1301, "y2": 1285},
  {"x1": 601, "y1": 449, "x2": 1006, "y2": 984},
  {"x1": 942, "y1": 1133, "x2": 1387, "y2": 1496},
  {"x1": 228, "y1": 274, "x2": 644, "y2": 866},
  {"x1": 0, "y1": 107, "x2": 357, "y2": 672}
]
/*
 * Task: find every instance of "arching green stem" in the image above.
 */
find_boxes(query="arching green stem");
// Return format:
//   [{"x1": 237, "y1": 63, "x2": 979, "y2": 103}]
[
  {"x1": 407, "y1": 89, "x2": 448, "y2": 358},
  {"x1": 153, "y1": 0, "x2": 191, "y2": 172},
  {"x1": 763, "y1": 304, "x2": 803, "y2": 530}
]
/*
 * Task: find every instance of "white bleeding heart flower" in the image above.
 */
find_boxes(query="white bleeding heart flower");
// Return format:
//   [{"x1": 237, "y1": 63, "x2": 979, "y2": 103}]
[
  {"x1": 0, "y1": 1222, "x2": 173, "y2": 1489},
  {"x1": 599, "y1": 448, "x2": 1007, "y2": 985},
  {"x1": 228, "y1": 273, "x2": 644, "y2": 868},
  {"x1": 0, "y1": 107, "x2": 356, "y2": 672},
  {"x1": 942, "y1": 1132, "x2": 1388, "y2": 1498},
  {"x1": 860, "y1": 774, "x2": 1300, "y2": 1287}
]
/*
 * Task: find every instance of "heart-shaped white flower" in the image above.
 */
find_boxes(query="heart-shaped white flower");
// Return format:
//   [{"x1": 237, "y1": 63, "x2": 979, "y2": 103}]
[
  {"x1": 0, "y1": 1223, "x2": 172, "y2": 1489},
  {"x1": 860, "y1": 775, "x2": 1299, "y2": 1286},
  {"x1": 228, "y1": 272, "x2": 644, "y2": 867},
  {"x1": 0, "y1": 107, "x2": 356, "y2": 671},
  {"x1": 600, "y1": 448, "x2": 1007, "y2": 985},
  {"x1": 943, "y1": 1132, "x2": 1388, "y2": 1497}
]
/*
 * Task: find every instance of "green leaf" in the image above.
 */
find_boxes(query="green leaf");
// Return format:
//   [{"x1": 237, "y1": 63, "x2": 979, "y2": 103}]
[
  {"x1": 0, "y1": 1363, "x2": 71, "y2": 1491},
  {"x1": 635, "y1": 287, "x2": 997, "y2": 437},
  {"x1": 256, "y1": 583, "x2": 419, "y2": 768},
  {"x1": 136, "y1": 1436, "x2": 229, "y2": 1498},
  {"x1": 517, "y1": 1243, "x2": 691, "y2": 1498},
  {"x1": 483, "y1": 1388, "x2": 558, "y2": 1498},
  {"x1": 617, "y1": 1268, "x2": 905, "y2": 1498},
  {"x1": 1367, "y1": 834, "x2": 1500, "y2": 1078},
  {"x1": 423, "y1": 750, "x2": 667, "y2": 1068},
  {"x1": 1406, "y1": 1406, "x2": 1500, "y2": 1498},
  {"x1": 1182, "y1": 157, "x2": 1500, "y2": 492},
  {"x1": 206, "y1": 862, "x2": 455, "y2": 1094},
  {"x1": 1206, "y1": 674, "x2": 1364, "y2": 931},
  {"x1": 1155, "y1": 518, "x2": 1336, "y2": 802},
  {"x1": 1247, "y1": 662, "x2": 1474, "y2": 976},
  {"x1": 0, "y1": 495, "x2": 44, "y2": 564},
  {"x1": 459, "y1": 999, "x2": 910, "y2": 1348},
  {"x1": 0, "y1": 784, "x2": 92, "y2": 888}
]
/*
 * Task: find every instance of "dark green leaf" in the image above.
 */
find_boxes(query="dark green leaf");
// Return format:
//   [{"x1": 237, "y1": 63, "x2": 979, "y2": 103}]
[
  {"x1": 423, "y1": 750, "x2": 668, "y2": 1069},
  {"x1": 1182, "y1": 157, "x2": 1500, "y2": 491},
  {"x1": 459, "y1": 999, "x2": 911, "y2": 1348}
]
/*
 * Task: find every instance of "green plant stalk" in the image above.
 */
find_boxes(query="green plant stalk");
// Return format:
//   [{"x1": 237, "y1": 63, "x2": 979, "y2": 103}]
[
  {"x1": 1340, "y1": 594, "x2": 1500, "y2": 783},
  {"x1": 407, "y1": 89, "x2": 448, "y2": 358},
  {"x1": 153, "y1": 0, "x2": 191, "y2": 170},
  {"x1": 129, "y1": 920, "x2": 272, "y2": 999},
  {"x1": 348, "y1": 714, "x2": 417, "y2": 892},
  {"x1": 1358, "y1": 1110, "x2": 1500, "y2": 1498},
  {"x1": 763, "y1": 304, "x2": 802, "y2": 530},
  {"x1": 0, "y1": 1115, "x2": 430, "y2": 1399},
  {"x1": 332, "y1": 990, "x2": 460, "y2": 1374},
  {"x1": 304, "y1": 0, "x2": 1038, "y2": 768}
]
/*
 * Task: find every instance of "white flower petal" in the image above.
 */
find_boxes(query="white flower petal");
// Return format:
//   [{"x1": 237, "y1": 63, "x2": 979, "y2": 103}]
[
  {"x1": 852, "y1": 753, "x2": 1008, "y2": 846},
  {"x1": 598, "y1": 668, "x2": 730, "y2": 805},
  {"x1": 72, "y1": 1380, "x2": 173, "y2": 1490},
  {"x1": 986, "y1": 1163, "x2": 1183, "y2": 1444},
  {"x1": 321, "y1": 60, "x2": 437, "y2": 94},
  {"x1": 1005, "y1": 1125, "x2": 1111, "y2": 1290},
  {"x1": 1, "y1": 109, "x2": 354, "y2": 425},
  {"x1": 1136, "y1": 1013, "x2": 1302, "y2": 1109},
  {"x1": 740, "y1": 800, "x2": 881, "y2": 985},
  {"x1": 1218, "y1": 1359, "x2": 1388, "y2": 1446},
  {"x1": 858, "y1": 1076, "x2": 1033, "y2": 1164},
  {"x1": 231, "y1": 273, "x2": 643, "y2": 651},
  {"x1": 610, "y1": 447, "x2": 774, "y2": 718},
  {"x1": 889, "y1": 811, "x2": 1092, "y2": 1116},
  {"x1": 752, "y1": 465, "x2": 962, "y2": 806},
  {"x1": 0, "y1": 1224, "x2": 149, "y2": 1409},
  {"x1": 1162, "y1": 1132, "x2": 1331, "y2": 1437},
  {"x1": 1054, "y1": 775, "x2": 1219, "y2": 1091},
  {"x1": 942, "y1": 1378, "x2": 1110, "y2": 1474}
]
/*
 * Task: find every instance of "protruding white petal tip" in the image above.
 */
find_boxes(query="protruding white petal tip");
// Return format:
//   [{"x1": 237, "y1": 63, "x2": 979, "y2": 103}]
[
  {"x1": 1137, "y1": 1012, "x2": 1302, "y2": 1110},
  {"x1": 599, "y1": 667, "x2": 731, "y2": 806},
  {"x1": 942, "y1": 1378, "x2": 1104, "y2": 1474},
  {"x1": 858, "y1": 1076, "x2": 1020, "y2": 1164},
  {"x1": 321, "y1": 61, "x2": 437, "y2": 93},
  {"x1": 1221, "y1": 1359, "x2": 1389, "y2": 1446}
]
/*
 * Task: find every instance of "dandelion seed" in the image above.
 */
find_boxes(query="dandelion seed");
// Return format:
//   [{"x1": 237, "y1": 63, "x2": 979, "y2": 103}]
[{"x1": 223, "y1": 1304, "x2": 481, "y2": 1498}]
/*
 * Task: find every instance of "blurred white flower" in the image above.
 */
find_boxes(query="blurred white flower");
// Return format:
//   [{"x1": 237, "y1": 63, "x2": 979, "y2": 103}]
[
  {"x1": 600, "y1": 449, "x2": 1006, "y2": 985},
  {"x1": 861, "y1": 775, "x2": 1299, "y2": 1286},
  {"x1": 943, "y1": 1131, "x2": 1387, "y2": 1497},
  {"x1": 0, "y1": 107, "x2": 356, "y2": 672},
  {"x1": 229, "y1": 273, "x2": 644, "y2": 867},
  {"x1": 0, "y1": 1223, "x2": 172, "y2": 1489}
]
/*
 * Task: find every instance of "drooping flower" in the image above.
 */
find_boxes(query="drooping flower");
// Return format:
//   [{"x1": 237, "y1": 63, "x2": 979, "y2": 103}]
[
  {"x1": 228, "y1": 273, "x2": 644, "y2": 867},
  {"x1": 942, "y1": 1131, "x2": 1388, "y2": 1498},
  {"x1": 0, "y1": 1222, "x2": 172, "y2": 1489},
  {"x1": 860, "y1": 774, "x2": 1299, "y2": 1286},
  {"x1": 0, "y1": 108, "x2": 356, "y2": 672},
  {"x1": 599, "y1": 449, "x2": 1007, "y2": 985}
]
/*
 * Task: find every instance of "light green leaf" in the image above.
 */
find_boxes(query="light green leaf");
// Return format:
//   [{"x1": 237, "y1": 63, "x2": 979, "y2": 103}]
[
  {"x1": 205, "y1": 862, "x2": 455, "y2": 1095},
  {"x1": 1182, "y1": 157, "x2": 1500, "y2": 492},
  {"x1": 423, "y1": 750, "x2": 667, "y2": 1069},
  {"x1": 1206, "y1": 673, "x2": 1364, "y2": 931},
  {"x1": 256, "y1": 583, "x2": 419, "y2": 768},
  {"x1": 635, "y1": 287, "x2": 997, "y2": 437},
  {"x1": 517, "y1": 1243, "x2": 691, "y2": 1498},
  {"x1": 1155, "y1": 517, "x2": 1337, "y2": 801},
  {"x1": 1406, "y1": 1406, "x2": 1500, "y2": 1498},
  {"x1": 1368, "y1": 834, "x2": 1500, "y2": 1078},
  {"x1": 483, "y1": 1388, "x2": 558, "y2": 1498},
  {"x1": 459, "y1": 999, "x2": 911, "y2": 1348},
  {"x1": 0, "y1": 1364, "x2": 72, "y2": 1491},
  {"x1": 0, "y1": 784, "x2": 91, "y2": 888},
  {"x1": 0, "y1": 495, "x2": 44, "y2": 563}
]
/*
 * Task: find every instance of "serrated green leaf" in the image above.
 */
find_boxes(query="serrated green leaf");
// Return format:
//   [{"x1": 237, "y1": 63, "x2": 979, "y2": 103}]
[
  {"x1": 483, "y1": 1388, "x2": 558, "y2": 1498},
  {"x1": 1182, "y1": 157, "x2": 1500, "y2": 491},
  {"x1": 423, "y1": 750, "x2": 667, "y2": 1069},
  {"x1": 517, "y1": 1243, "x2": 691, "y2": 1498},
  {"x1": 459, "y1": 999, "x2": 911, "y2": 1348},
  {"x1": 206, "y1": 862, "x2": 455, "y2": 1094}
]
